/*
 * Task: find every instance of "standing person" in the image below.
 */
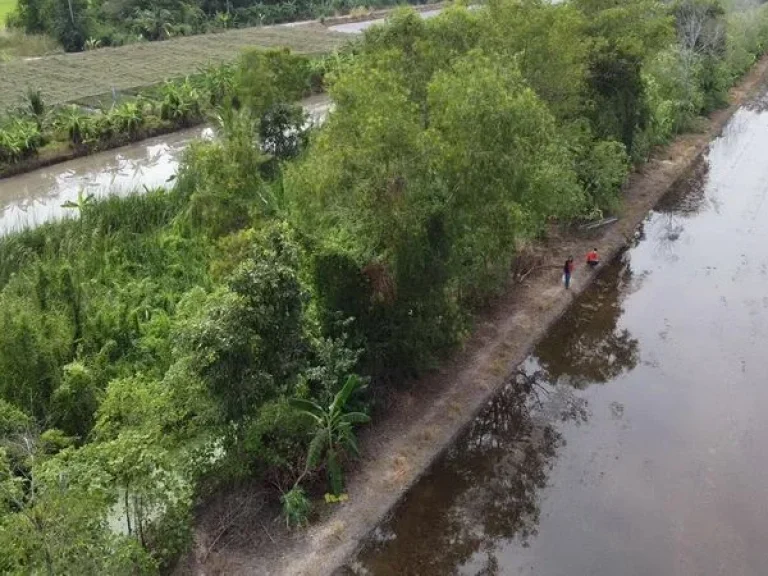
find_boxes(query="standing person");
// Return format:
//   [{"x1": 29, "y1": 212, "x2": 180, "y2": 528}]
[
  {"x1": 563, "y1": 256, "x2": 574, "y2": 289},
  {"x1": 586, "y1": 248, "x2": 600, "y2": 268}
]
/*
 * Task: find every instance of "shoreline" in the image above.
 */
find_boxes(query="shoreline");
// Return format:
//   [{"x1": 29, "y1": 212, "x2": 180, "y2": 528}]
[
  {"x1": 0, "y1": 119, "x2": 203, "y2": 180},
  {"x1": 187, "y1": 52, "x2": 768, "y2": 575}
]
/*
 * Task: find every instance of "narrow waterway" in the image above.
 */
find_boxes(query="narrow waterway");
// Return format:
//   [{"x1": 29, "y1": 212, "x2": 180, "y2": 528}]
[
  {"x1": 349, "y1": 87, "x2": 768, "y2": 575},
  {"x1": 0, "y1": 94, "x2": 331, "y2": 235}
]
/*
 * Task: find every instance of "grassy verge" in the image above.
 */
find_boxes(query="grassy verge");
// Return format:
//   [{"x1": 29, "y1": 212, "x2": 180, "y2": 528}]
[{"x1": 0, "y1": 28, "x2": 61, "y2": 61}]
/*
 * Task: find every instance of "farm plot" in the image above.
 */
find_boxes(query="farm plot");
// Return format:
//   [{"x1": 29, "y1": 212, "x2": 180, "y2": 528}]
[{"x1": 0, "y1": 23, "x2": 348, "y2": 111}]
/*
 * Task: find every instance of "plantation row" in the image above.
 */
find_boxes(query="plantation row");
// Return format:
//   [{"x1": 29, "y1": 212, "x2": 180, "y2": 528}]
[
  {"x1": 0, "y1": 22, "x2": 348, "y2": 111},
  {"x1": 2, "y1": 0, "x2": 768, "y2": 573},
  {"x1": 0, "y1": 49, "x2": 337, "y2": 175}
]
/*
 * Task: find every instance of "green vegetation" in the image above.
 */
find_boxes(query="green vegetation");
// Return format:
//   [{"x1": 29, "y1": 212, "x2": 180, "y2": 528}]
[
  {"x1": 0, "y1": 50, "x2": 329, "y2": 174},
  {"x1": 0, "y1": 0, "x2": 15, "y2": 23},
  {"x1": 0, "y1": 28, "x2": 60, "y2": 61},
  {"x1": 2, "y1": 0, "x2": 768, "y2": 572},
  {"x1": 6, "y1": 0, "x2": 422, "y2": 52},
  {"x1": 0, "y1": 23, "x2": 346, "y2": 110}
]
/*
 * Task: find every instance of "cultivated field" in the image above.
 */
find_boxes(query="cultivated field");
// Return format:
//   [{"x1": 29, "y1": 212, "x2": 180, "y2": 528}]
[{"x1": 0, "y1": 23, "x2": 349, "y2": 110}]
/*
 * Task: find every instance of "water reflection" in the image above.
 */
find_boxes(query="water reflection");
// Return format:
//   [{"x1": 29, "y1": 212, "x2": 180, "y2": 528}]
[
  {"x1": 354, "y1": 371, "x2": 586, "y2": 576},
  {"x1": 534, "y1": 257, "x2": 639, "y2": 389},
  {"x1": 655, "y1": 157, "x2": 710, "y2": 217}
]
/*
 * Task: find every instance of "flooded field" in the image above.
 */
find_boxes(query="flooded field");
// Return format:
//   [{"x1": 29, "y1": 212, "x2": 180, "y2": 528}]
[{"x1": 350, "y1": 89, "x2": 768, "y2": 575}]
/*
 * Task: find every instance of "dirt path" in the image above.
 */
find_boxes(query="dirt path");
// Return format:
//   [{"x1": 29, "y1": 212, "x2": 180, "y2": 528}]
[{"x1": 184, "y1": 54, "x2": 768, "y2": 576}]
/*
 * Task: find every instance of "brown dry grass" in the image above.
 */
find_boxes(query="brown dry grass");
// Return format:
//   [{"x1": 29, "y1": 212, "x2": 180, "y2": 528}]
[{"x1": 0, "y1": 23, "x2": 348, "y2": 110}]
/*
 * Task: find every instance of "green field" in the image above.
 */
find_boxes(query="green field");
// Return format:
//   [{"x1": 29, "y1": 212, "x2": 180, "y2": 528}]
[
  {"x1": 0, "y1": 23, "x2": 349, "y2": 110},
  {"x1": 0, "y1": 0, "x2": 14, "y2": 23}
]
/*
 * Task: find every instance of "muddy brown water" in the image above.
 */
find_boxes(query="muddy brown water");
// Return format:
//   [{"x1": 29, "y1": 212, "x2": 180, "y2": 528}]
[{"x1": 349, "y1": 91, "x2": 768, "y2": 576}]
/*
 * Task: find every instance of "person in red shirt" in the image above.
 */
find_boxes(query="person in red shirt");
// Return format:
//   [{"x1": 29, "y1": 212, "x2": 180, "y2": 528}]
[{"x1": 586, "y1": 248, "x2": 600, "y2": 268}]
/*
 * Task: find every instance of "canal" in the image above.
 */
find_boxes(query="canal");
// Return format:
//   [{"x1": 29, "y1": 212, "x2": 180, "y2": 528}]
[
  {"x1": 0, "y1": 94, "x2": 331, "y2": 235},
  {"x1": 349, "y1": 87, "x2": 768, "y2": 575}
]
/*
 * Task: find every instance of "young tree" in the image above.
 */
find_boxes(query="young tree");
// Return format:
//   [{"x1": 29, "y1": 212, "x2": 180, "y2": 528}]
[{"x1": 290, "y1": 375, "x2": 370, "y2": 495}]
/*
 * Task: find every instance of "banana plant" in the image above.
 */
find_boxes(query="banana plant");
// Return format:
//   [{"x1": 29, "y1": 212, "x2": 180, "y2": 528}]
[
  {"x1": 54, "y1": 105, "x2": 92, "y2": 146},
  {"x1": 107, "y1": 101, "x2": 144, "y2": 135},
  {"x1": 290, "y1": 375, "x2": 370, "y2": 495},
  {"x1": 0, "y1": 119, "x2": 43, "y2": 163},
  {"x1": 61, "y1": 189, "x2": 95, "y2": 213}
]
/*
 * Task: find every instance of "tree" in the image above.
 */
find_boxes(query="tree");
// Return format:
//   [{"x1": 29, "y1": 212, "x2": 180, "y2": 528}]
[
  {"x1": 172, "y1": 224, "x2": 307, "y2": 422},
  {"x1": 427, "y1": 50, "x2": 585, "y2": 299},
  {"x1": 50, "y1": 0, "x2": 94, "y2": 51},
  {"x1": 49, "y1": 361, "x2": 100, "y2": 441},
  {"x1": 481, "y1": 0, "x2": 591, "y2": 120},
  {"x1": 0, "y1": 432, "x2": 156, "y2": 575}
]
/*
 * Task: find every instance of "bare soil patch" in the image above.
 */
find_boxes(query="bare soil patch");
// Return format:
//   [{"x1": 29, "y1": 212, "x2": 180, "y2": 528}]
[{"x1": 179, "y1": 54, "x2": 768, "y2": 576}]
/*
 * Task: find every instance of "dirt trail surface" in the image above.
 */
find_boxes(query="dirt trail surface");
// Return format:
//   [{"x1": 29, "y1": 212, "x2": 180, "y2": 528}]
[{"x1": 184, "y1": 56, "x2": 768, "y2": 576}]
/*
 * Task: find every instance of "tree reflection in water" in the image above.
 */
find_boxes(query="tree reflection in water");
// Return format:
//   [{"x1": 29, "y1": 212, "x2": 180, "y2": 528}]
[
  {"x1": 533, "y1": 255, "x2": 639, "y2": 389},
  {"x1": 354, "y1": 371, "x2": 587, "y2": 576},
  {"x1": 654, "y1": 158, "x2": 710, "y2": 218}
]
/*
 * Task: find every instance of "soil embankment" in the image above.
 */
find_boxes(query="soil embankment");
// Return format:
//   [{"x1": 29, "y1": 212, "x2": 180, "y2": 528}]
[{"x1": 186, "y1": 54, "x2": 768, "y2": 576}]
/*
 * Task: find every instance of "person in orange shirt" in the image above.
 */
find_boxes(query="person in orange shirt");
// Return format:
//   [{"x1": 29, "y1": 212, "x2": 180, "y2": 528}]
[{"x1": 586, "y1": 248, "x2": 600, "y2": 268}]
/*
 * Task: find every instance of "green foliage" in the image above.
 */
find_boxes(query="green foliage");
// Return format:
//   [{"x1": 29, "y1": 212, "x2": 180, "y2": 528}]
[
  {"x1": 26, "y1": 88, "x2": 46, "y2": 121},
  {"x1": 235, "y1": 48, "x2": 312, "y2": 118},
  {"x1": 159, "y1": 79, "x2": 203, "y2": 125},
  {"x1": 577, "y1": 139, "x2": 630, "y2": 214},
  {"x1": 50, "y1": 0, "x2": 94, "y2": 51},
  {"x1": 0, "y1": 117, "x2": 43, "y2": 163},
  {"x1": 107, "y1": 100, "x2": 145, "y2": 136},
  {"x1": 54, "y1": 104, "x2": 93, "y2": 146},
  {"x1": 243, "y1": 399, "x2": 313, "y2": 482},
  {"x1": 3, "y1": 0, "x2": 768, "y2": 568},
  {"x1": 0, "y1": 438, "x2": 157, "y2": 575},
  {"x1": 291, "y1": 375, "x2": 370, "y2": 495},
  {"x1": 49, "y1": 361, "x2": 100, "y2": 441},
  {"x1": 0, "y1": 400, "x2": 32, "y2": 438},
  {"x1": 281, "y1": 485, "x2": 311, "y2": 529},
  {"x1": 173, "y1": 223, "x2": 306, "y2": 422},
  {"x1": 481, "y1": 0, "x2": 590, "y2": 120}
]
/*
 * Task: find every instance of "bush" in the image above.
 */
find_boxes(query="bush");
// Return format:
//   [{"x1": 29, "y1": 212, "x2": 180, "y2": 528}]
[
  {"x1": 281, "y1": 486, "x2": 311, "y2": 528},
  {"x1": 0, "y1": 118, "x2": 43, "y2": 163}
]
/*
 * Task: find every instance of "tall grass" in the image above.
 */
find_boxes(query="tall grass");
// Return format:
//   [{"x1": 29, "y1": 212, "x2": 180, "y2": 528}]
[{"x1": 0, "y1": 29, "x2": 60, "y2": 60}]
